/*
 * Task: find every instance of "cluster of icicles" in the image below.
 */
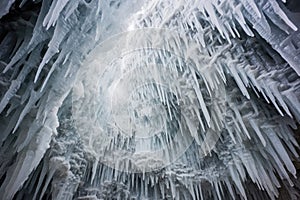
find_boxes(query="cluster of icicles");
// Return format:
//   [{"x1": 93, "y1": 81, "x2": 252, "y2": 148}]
[{"x1": 0, "y1": 0, "x2": 299, "y2": 199}]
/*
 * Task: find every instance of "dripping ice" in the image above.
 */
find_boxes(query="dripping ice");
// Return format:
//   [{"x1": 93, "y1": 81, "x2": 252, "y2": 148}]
[{"x1": 0, "y1": 0, "x2": 299, "y2": 200}]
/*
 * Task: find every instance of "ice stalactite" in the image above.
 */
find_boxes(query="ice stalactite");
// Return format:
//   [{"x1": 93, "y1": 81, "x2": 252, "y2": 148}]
[{"x1": 0, "y1": 0, "x2": 299, "y2": 200}]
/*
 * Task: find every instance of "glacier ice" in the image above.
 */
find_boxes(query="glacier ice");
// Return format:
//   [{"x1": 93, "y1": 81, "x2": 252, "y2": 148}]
[{"x1": 0, "y1": 0, "x2": 299, "y2": 199}]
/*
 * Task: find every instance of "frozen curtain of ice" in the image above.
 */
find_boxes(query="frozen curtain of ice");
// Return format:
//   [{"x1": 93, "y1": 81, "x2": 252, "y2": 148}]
[{"x1": 0, "y1": 0, "x2": 300, "y2": 199}]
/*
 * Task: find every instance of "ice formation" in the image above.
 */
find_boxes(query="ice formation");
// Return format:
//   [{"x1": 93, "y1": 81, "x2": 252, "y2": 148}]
[{"x1": 0, "y1": 0, "x2": 300, "y2": 199}]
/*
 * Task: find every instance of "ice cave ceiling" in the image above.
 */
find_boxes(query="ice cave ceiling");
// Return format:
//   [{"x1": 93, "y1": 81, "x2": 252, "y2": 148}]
[{"x1": 0, "y1": 0, "x2": 300, "y2": 199}]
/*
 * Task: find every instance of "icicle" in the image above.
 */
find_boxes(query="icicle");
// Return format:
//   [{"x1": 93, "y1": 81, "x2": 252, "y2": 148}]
[
  {"x1": 1, "y1": 0, "x2": 300, "y2": 200},
  {"x1": 249, "y1": 119, "x2": 266, "y2": 146}
]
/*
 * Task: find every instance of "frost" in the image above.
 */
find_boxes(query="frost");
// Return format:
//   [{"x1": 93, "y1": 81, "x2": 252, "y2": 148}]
[{"x1": 0, "y1": 0, "x2": 299, "y2": 200}]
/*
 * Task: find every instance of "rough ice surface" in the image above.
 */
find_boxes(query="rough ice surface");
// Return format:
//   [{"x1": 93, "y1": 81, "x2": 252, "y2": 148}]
[{"x1": 0, "y1": 0, "x2": 300, "y2": 199}]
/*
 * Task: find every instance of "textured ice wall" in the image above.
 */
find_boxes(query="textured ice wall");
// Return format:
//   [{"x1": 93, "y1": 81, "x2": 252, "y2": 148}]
[{"x1": 0, "y1": 0, "x2": 299, "y2": 199}]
